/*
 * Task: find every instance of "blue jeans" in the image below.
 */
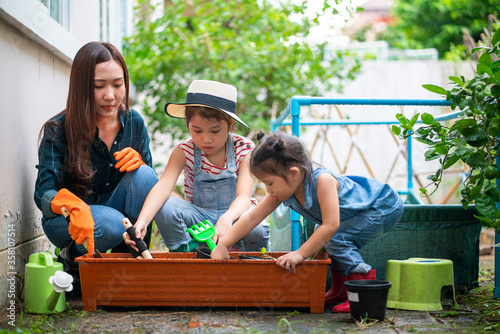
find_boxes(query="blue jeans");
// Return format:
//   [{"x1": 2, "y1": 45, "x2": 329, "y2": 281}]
[
  {"x1": 155, "y1": 196, "x2": 270, "y2": 251},
  {"x1": 324, "y1": 203, "x2": 404, "y2": 276},
  {"x1": 42, "y1": 165, "x2": 158, "y2": 257}
]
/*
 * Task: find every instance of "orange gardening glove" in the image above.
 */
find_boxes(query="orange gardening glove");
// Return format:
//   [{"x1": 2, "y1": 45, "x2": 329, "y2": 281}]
[
  {"x1": 114, "y1": 147, "x2": 145, "y2": 172},
  {"x1": 50, "y1": 188, "x2": 95, "y2": 257}
]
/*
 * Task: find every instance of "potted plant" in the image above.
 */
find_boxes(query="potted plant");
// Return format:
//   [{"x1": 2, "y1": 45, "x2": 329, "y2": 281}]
[{"x1": 392, "y1": 23, "x2": 500, "y2": 230}]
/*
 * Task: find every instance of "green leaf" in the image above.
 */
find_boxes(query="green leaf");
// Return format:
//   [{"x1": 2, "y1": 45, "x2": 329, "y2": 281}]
[
  {"x1": 478, "y1": 52, "x2": 492, "y2": 67},
  {"x1": 472, "y1": 46, "x2": 492, "y2": 54},
  {"x1": 422, "y1": 84, "x2": 447, "y2": 96},
  {"x1": 492, "y1": 28, "x2": 500, "y2": 46},
  {"x1": 474, "y1": 215, "x2": 493, "y2": 225},
  {"x1": 464, "y1": 130, "x2": 488, "y2": 147},
  {"x1": 477, "y1": 63, "x2": 494, "y2": 77},
  {"x1": 465, "y1": 152, "x2": 486, "y2": 168},
  {"x1": 452, "y1": 118, "x2": 477, "y2": 133},
  {"x1": 443, "y1": 154, "x2": 459, "y2": 169},
  {"x1": 420, "y1": 113, "x2": 435, "y2": 125},
  {"x1": 391, "y1": 125, "x2": 401, "y2": 136},
  {"x1": 475, "y1": 195, "x2": 498, "y2": 220},
  {"x1": 415, "y1": 137, "x2": 435, "y2": 146},
  {"x1": 395, "y1": 113, "x2": 408, "y2": 127},
  {"x1": 449, "y1": 76, "x2": 464, "y2": 87},
  {"x1": 491, "y1": 84, "x2": 500, "y2": 97},
  {"x1": 469, "y1": 185, "x2": 482, "y2": 199},
  {"x1": 424, "y1": 149, "x2": 441, "y2": 161},
  {"x1": 408, "y1": 113, "x2": 419, "y2": 128},
  {"x1": 434, "y1": 142, "x2": 449, "y2": 155},
  {"x1": 484, "y1": 184, "x2": 500, "y2": 201}
]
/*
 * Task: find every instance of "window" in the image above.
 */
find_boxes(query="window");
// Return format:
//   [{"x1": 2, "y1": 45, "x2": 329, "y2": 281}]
[{"x1": 39, "y1": 0, "x2": 70, "y2": 31}]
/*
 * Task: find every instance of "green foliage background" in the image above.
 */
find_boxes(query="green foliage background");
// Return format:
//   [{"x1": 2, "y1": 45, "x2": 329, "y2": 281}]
[
  {"x1": 393, "y1": 22, "x2": 500, "y2": 229},
  {"x1": 379, "y1": 0, "x2": 499, "y2": 59},
  {"x1": 123, "y1": 0, "x2": 361, "y2": 145}
]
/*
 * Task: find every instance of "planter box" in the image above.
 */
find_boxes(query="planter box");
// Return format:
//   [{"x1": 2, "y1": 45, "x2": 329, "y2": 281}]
[{"x1": 75, "y1": 252, "x2": 330, "y2": 313}]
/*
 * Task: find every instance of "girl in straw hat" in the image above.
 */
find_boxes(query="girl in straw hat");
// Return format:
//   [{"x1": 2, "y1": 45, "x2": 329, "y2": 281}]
[{"x1": 126, "y1": 80, "x2": 269, "y2": 252}]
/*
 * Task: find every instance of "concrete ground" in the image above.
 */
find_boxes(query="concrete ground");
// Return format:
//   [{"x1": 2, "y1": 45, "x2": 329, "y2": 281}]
[{"x1": 1, "y1": 252, "x2": 498, "y2": 333}]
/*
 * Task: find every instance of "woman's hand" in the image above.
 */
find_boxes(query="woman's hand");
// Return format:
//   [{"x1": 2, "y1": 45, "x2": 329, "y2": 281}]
[
  {"x1": 123, "y1": 220, "x2": 148, "y2": 252},
  {"x1": 50, "y1": 188, "x2": 95, "y2": 258},
  {"x1": 114, "y1": 147, "x2": 145, "y2": 172},
  {"x1": 276, "y1": 251, "x2": 305, "y2": 273},
  {"x1": 211, "y1": 245, "x2": 230, "y2": 260}
]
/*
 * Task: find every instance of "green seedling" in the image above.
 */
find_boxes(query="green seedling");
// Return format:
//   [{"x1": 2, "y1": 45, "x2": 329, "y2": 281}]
[
  {"x1": 187, "y1": 220, "x2": 216, "y2": 251},
  {"x1": 260, "y1": 247, "x2": 277, "y2": 260}
]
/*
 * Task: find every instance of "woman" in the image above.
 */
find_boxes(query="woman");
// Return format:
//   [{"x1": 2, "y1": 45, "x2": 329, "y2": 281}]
[{"x1": 34, "y1": 42, "x2": 157, "y2": 283}]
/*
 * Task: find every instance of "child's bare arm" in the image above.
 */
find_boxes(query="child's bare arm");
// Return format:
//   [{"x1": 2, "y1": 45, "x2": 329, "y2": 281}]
[
  {"x1": 212, "y1": 194, "x2": 280, "y2": 258},
  {"x1": 297, "y1": 173, "x2": 340, "y2": 258},
  {"x1": 276, "y1": 173, "x2": 339, "y2": 272},
  {"x1": 127, "y1": 146, "x2": 185, "y2": 243},
  {"x1": 214, "y1": 154, "x2": 253, "y2": 242}
]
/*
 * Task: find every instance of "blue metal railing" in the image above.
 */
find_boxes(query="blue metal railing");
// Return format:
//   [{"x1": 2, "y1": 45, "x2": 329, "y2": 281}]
[{"x1": 271, "y1": 96, "x2": 500, "y2": 299}]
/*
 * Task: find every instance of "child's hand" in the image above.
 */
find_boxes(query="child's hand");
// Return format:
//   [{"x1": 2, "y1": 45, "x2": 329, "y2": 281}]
[
  {"x1": 210, "y1": 245, "x2": 230, "y2": 260},
  {"x1": 276, "y1": 251, "x2": 305, "y2": 273},
  {"x1": 213, "y1": 216, "x2": 232, "y2": 245},
  {"x1": 123, "y1": 220, "x2": 147, "y2": 252}
]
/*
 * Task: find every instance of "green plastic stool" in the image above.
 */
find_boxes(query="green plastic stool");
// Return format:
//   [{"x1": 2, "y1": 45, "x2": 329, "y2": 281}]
[{"x1": 385, "y1": 258, "x2": 456, "y2": 311}]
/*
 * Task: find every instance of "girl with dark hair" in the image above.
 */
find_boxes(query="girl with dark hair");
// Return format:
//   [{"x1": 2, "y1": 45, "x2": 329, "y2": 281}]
[
  {"x1": 211, "y1": 131, "x2": 403, "y2": 314},
  {"x1": 34, "y1": 42, "x2": 158, "y2": 284}
]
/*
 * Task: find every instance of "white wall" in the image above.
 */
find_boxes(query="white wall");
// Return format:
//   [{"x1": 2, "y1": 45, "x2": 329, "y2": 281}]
[
  {"x1": 331, "y1": 60, "x2": 475, "y2": 99},
  {"x1": 0, "y1": 8, "x2": 74, "y2": 314},
  {"x1": 0, "y1": 0, "x2": 134, "y2": 313},
  {"x1": 70, "y1": 0, "x2": 101, "y2": 44}
]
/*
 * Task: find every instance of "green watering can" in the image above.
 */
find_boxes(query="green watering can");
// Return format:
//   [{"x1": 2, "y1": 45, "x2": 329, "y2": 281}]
[{"x1": 24, "y1": 252, "x2": 73, "y2": 314}]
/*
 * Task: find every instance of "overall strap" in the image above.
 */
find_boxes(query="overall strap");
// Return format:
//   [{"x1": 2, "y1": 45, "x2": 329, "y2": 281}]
[
  {"x1": 193, "y1": 144, "x2": 202, "y2": 175},
  {"x1": 226, "y1": 133, "x2": 236, "y2": 173}
]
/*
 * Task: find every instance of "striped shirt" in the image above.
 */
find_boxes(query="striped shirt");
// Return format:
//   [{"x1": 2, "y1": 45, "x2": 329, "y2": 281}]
[{"x1": 179, "y1": 134, "x2": 256, "y2": 204}]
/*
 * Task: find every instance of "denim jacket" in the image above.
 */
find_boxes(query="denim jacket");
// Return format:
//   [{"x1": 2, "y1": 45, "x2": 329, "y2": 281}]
[{"x1": 282, "y1": 168, "x2": 401, "y2": 224}]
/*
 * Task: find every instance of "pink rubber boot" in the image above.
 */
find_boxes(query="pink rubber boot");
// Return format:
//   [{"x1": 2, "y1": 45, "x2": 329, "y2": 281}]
[
  {"x1": 325, "y1": 268, "x2": 347, "y2": 305},
  {"x1": 333, "y1": 270, "x2": 376, "y2": 313}
]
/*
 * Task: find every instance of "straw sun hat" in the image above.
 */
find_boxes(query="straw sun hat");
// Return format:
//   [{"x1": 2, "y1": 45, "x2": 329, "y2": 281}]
[{"x1": 164, "y1": 80, "x2": 249, "y2": 129}]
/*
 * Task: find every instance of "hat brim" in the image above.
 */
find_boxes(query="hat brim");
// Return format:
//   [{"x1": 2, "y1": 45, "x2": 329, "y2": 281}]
[{"x1": 165, "y1": 103, "x2": 249, "y2": 129}]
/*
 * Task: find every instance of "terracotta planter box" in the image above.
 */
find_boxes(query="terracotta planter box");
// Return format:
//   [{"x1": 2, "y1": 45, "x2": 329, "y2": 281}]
[{"x1": 75, "y1": 252, "x2": 330, "y2": 313}]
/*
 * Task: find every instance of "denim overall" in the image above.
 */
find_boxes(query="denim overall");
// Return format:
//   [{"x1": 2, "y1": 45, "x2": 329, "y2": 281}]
[
  {"x1": 193, "y1": 134, "x2": 238, "y2": 210},
  {"x1": 283, "y1": 168, "x2": 403, "y2": 276},
  {"x1": 156, "y1": 134, "x2": 270, "y2": 251}
]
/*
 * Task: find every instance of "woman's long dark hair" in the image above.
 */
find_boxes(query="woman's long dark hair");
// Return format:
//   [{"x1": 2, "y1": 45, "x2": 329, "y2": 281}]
[{"x1": 40, "y1": 41, "x2": 130, "y2": 197}]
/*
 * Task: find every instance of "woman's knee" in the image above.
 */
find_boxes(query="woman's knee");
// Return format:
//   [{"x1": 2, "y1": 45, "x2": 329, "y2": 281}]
[
  {"x1": 125, "y1": 165, "x2": 158, "y2": 193},
  {"x1": 41, "y1": 216, "x2": 72, "y2": 249},
  {"x1": 91, "y1": 206, "x2": 126, "y2": 246}
]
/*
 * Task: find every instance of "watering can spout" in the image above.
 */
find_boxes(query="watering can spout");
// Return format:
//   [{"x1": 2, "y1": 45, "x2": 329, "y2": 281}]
[{"x1": 46, "y1": 271, "x2": 73, "y2": 311}]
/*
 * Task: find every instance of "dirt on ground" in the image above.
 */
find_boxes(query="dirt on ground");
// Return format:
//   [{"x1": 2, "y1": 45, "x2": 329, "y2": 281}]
[{"x1": 1, "y1": 254, "x2": 499, "y2": 334}]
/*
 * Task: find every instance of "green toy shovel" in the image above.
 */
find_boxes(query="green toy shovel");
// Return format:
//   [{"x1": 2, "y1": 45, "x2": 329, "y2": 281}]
[{"x1": 187, "y1": 220, "x2": 217, "y2": 251}]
